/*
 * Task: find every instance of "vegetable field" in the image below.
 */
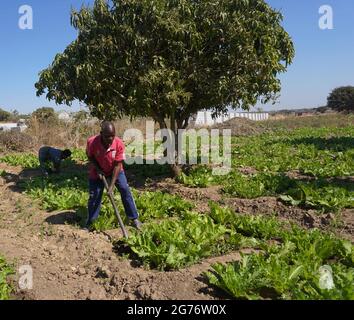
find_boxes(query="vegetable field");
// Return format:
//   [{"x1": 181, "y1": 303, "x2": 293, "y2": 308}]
[
  {"x1": 0, "y1": 116, "x2": 353, "y2": 300},
  {"x1": 0, "y1": 256, "x2": 14, "y2": 300}
]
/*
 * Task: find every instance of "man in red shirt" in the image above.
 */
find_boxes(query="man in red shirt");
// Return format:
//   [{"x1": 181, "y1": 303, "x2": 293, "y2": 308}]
[{"x1": 85, "y1": 121, "x2": 142, "y2": 230}]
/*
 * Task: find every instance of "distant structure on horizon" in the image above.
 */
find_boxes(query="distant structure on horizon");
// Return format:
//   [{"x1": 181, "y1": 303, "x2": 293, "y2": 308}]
[
  {"x1": 58, "y1": 111, "x2": 72, "y2": 122},
  {"x1": 0, "y1": 119, "x2": 27, "y2": 132},
  {"x1": 193, "y1": 111, "x2": 269, "y2": 126}
]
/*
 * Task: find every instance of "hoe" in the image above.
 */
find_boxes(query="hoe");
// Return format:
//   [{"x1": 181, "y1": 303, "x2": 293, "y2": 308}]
[{"x1": 101, "y1": 175, "x2": 129, "y2": 239}]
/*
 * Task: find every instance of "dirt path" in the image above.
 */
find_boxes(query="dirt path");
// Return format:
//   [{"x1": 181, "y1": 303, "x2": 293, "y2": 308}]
[{"x1": 0, "y1": 165, "x2": 241, "y2": 300}]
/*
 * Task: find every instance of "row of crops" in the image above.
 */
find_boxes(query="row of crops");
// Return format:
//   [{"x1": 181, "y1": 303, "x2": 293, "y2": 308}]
[
  {"x1": 0, "y1": 148, "x2": 87, "y2": 169},
  {"x1": 178, "y1": 126, "x2": 354, "y2": 213},
  {"x1": 0, "y1": 124, "x2": 353, "y2": 300}
]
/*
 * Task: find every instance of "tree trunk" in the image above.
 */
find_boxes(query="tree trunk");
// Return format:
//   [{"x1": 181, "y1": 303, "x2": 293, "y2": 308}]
[
  {"x1": 154, "y1": 115, "x2": 189, "y2": 177},
  {"x1": 170, "y1": 115, "x2": 183, "y2": 176}
]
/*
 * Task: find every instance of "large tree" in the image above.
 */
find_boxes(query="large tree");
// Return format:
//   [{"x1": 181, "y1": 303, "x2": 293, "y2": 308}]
[
  {"x1": 327, "y1": 86, "x2": 354, "y2": 113},
  {"x1": 35, "y1": 0, "x2": 294, "y2": 171},
  {"x1": 31, "y1": 107, "x2": 58, "y2": 124}
]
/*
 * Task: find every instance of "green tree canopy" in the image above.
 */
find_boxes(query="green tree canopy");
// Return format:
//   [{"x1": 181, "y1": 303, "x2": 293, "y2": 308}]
[
  {"x1": 35, "y1": 0, "x2": 294, "y2": 132},
  {"x1": 327, "y1": 86, "x2": 354, "y2": 113},
  {"x1": 0, "y1": 108, "x2": 11, "y2": 122},
  {"x1": 31, "y1": 107, "x2": 58, "y2": 124}
]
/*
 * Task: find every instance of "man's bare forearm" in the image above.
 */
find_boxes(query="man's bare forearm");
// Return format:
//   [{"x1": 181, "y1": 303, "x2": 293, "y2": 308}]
[
  {"x1": 109, "y1": 162, "x2": 123, "y2": 192},
  {"x1": 88, "y1": 156, "x2": 104, "y2": 176}
]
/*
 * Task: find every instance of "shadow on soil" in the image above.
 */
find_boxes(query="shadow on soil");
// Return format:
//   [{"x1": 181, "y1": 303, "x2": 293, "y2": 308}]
[
  {"x1": 45, "y1": 210, "x2": 84, "y2": 226},
  {"x1": 195, "y1": 273, "x2": 235, "y2": 300}
]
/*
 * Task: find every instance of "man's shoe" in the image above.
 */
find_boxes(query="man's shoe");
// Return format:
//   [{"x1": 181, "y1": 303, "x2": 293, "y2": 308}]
[
  {"x1": 82, "y1": 223, "x2": 93, "y2": 232},
  {"x1": 132, "y1": 219, "x2": 143, "y2": 230}
]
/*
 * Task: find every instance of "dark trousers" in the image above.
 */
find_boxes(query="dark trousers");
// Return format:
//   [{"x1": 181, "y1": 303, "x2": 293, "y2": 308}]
[{"x1": 87, "y1": 171, "x2": 138, "y2": 225}]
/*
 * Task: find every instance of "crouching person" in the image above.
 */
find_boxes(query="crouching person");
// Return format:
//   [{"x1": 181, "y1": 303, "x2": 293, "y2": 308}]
[{"x1": 38, "y1": 146, "x2": 72, "y2": 176}]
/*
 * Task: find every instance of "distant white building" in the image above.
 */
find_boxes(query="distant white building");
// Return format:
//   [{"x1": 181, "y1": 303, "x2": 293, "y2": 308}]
[
  {"x1": 0, "y1": 120, "x2": 28, "y2": 132},
  {"x1": 58, "y1": 111, "x2": 72, "y2": 122},
  {"x1": 194, "y1": 111, "x2": 269, "y2": 126}
]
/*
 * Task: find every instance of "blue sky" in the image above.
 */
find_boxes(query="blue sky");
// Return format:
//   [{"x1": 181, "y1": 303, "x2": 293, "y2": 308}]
[{"x1": 0, "y1": 0, "x2": 354, "y2": 114}]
